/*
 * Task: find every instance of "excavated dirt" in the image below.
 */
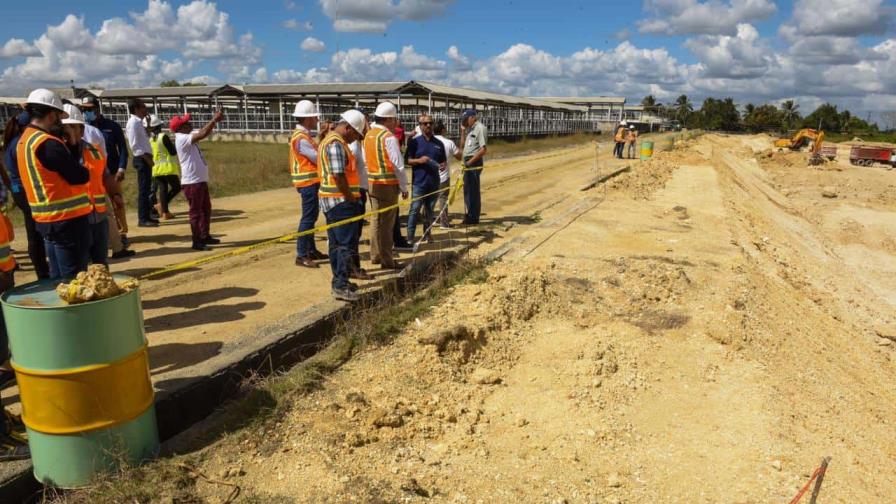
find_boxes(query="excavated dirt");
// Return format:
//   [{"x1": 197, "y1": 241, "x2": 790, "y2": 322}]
[{"x1": 135, "y1": 134, "x2": 896, "y2": 503}]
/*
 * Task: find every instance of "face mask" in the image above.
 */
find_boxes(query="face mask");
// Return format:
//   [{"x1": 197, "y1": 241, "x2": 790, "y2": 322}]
[{"x1": 84, "y1": 110, "x2": 96, "y2": 122}]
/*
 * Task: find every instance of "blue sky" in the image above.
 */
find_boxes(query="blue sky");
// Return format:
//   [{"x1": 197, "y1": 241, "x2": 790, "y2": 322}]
[{"x1": 1, "y1": 0, "x2": 894, "y2": 119}]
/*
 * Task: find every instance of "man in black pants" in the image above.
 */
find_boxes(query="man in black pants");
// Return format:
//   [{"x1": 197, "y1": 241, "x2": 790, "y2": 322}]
[{"x1": 125, "y1": 98, "x2": 157, "y2": 227}]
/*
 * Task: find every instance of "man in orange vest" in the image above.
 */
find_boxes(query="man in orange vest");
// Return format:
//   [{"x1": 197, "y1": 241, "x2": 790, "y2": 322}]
[
  {"x1": 61, "y1": 104, "x2": 124, "y2": 267},
  {"x1": 318, "y1": 109, "x2": 366, "y2": 302},
  {"x1": 364, "y1": 102, "x2": 408, "y2": 270},
  {"x1": 17, "y1": 89, "x2": 92, "y2": 280},
  {"x1": 289, "y1": 100, "x2": 327, "y2": 268}
]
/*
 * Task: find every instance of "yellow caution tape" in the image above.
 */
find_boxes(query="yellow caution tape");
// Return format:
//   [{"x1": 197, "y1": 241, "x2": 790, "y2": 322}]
[{"x1": 12, "y1": 346, "x2": 154, "y2": 434}]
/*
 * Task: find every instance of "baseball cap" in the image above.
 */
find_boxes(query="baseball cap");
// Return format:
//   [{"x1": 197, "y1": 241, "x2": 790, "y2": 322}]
[
  {"x1": 461, "y1": 109, "x2": 477, "y2": 119},
  {"x1": 81, "y1": 96, "x2": 99, "y2": 108},
  {"x1": 169, "y1": 113, "x2": 191, "y2": 132}
]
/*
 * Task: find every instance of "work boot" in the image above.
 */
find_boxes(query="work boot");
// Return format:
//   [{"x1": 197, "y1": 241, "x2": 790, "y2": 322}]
[
  {"x1": 192, "y1": 241, "x2": 209, "y2": 251},
  {"x1": 332, "y1": 287, "x2": 359, "y2": 302},
  {"x1": 204, "y1": 236, "x2": 221, "y2": 245},
  {"x1": 309, "y1": 250, "x2": 328, "y2": 260},
  {"x1": 295, "y1": 256, "x2": 318, "y2": 268}
]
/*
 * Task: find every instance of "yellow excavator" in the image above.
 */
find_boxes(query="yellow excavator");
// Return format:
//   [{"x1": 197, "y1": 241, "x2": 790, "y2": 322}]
[{"x1": 774, "y1": 128, "x2": 826, "y2": 165}]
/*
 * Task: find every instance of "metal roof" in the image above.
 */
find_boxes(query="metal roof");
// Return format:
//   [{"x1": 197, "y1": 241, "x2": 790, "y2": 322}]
[
  {"x1": 241, "y1": 82, "x2": 406, "y2": 96},
  {"x1": 534, "y1": 96, "x2": 627, "y2": 105},
  {"x1": 98, "y1": 85, "x2": 242, "y2": 98},
  {"x1": 409, "y1": 81, "x2": 586, "y2": 111},
  {"x1": 0, "y1": 97, "x2": 25, "y2": 105}
]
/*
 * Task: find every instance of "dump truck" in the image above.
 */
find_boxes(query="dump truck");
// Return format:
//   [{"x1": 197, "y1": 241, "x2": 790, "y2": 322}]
[{"x1": 849, "y1": 145, "x2": 896, "y2": 168}]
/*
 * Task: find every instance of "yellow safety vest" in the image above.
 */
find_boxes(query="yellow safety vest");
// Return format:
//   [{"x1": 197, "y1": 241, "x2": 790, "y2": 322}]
[{"x1": 151, "y1": 134, "x2": 180, "y2": 177}]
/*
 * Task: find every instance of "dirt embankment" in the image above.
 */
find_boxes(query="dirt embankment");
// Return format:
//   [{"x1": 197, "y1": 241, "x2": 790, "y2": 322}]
[{"x1": 65, "y1": 134, "x2": 896, "y2": 503}]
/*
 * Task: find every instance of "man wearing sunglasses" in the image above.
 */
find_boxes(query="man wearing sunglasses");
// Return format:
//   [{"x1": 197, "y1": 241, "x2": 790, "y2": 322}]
[{"x1": 405, "y1": 114, "x2": 446, "y2": 243}]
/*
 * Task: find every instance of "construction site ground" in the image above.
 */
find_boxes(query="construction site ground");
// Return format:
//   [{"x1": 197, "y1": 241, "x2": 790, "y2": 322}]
[{"x1": 12, "y1": 133, "x2": 896, "y2": 502}]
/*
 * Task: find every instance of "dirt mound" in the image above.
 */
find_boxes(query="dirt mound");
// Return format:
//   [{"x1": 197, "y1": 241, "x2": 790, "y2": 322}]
[{"x1": 607, "y1": 140, "x2": 709, "y2": 200}]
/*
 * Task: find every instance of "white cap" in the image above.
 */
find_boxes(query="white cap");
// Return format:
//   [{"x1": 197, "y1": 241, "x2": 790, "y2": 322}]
[
  {"x1": 374, "y1": 102, "x2": 398, "y2": 118},
  {"x1": 293, "y1": 100, "x2": 319, "y2": 118},
  {"x1": 630, "y1": 125, "x2": 635, "y2": 129},
  {"x1": 148, "y1": 114, "x2": 163, "y2": 128},
  {"x1": 61, "y1": 103, "x2": 84, "y2": 125},
  {"x1": 26, "y1": 88, "x2": 68, "y2": 116},
  {"x1": 341, "y1": 109, "x2": 366, "y2": 134},
  {"x1": 621, "y1": 120, "x2": 628, "y2": 125}
]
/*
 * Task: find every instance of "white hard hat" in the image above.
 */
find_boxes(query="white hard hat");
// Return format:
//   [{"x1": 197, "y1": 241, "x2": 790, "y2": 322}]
[
  {"x1": 148, "y1": 114, "x2": 163, "y2": 128},
  {"x1": 293, "y1": 100, "x2": 319, "y2": 118},
  {"x1": 62, "y1": 103, "x2": 84, "y2": 124},
  {"x1": 374, "y1": 102, "x2": 398, "y2": 118},
  {"x1": 621, "y1": 120, "x2": 628, "y2": 125},
  {"x1": 26, "y1": 88, "x2": 68, "y2": 116},
  {"x1": 630, "y1": 125, "x2": 635, "y2": 129},
  {"x1": 341, "y1": 109, "x2": 366, "y2": 134}
]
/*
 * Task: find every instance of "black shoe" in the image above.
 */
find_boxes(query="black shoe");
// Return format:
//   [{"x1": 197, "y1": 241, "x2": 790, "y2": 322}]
[
  {"x1": 111, "y1": 249, "x2": 136, "y2": 259},
  {"x1": 203, "y1": 237, "x2": 221, "y2": 245},
  {"x1": 309, "y1": 250, "x2": 329, "y2": 260},
  {"x1": 138, "y1": 220, "x2": 158, "y2": 228},
  {"x1": 120, "y1": 235, "x2": 129, "y2": 248},
  {"x1": 192, "y1": 242, "x2": 209, "y2": 251}
]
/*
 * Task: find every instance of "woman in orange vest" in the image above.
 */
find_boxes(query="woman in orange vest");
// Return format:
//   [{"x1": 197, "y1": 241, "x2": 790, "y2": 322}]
[
  {"x1": 16, "y1": 89, "x2": 91, "y2": 280},
  {"x1": 62, "y1": 104, "x2": 124, "y2": 267}
]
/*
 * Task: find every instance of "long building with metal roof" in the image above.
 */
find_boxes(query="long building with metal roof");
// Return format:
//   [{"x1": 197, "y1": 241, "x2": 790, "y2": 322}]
[{"x1": 3, "y1": 81, "x2": 617, "y2": 137}]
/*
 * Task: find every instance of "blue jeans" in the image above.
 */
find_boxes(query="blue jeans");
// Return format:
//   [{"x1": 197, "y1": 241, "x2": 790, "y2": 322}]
[
  {"x1": 89, "y1": 215, "x2": 110, "y2": 266},
  {"x1": 296, "y1": 184, "x2": 321, "y2": 258},
  {"x1": 42, "y1": 218, "x2": 90, "y2": 280},
  {"x1": 324, "y1": 201, "x2": 361, "y2": 290},
  {"x1": 463, "y1": 166, "x2": 482, "y2": 224},
  {"x1": 407, "y1": 184, "x2": 437, "y2": 241},
  {"x1": 134, "y1": 156, "x2": 154, "y2": 222}
]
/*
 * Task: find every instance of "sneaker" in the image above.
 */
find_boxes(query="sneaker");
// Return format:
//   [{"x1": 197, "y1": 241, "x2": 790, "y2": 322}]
[
  {"x1": 204, "y1": 237, "x2": 221, "y2": 245},
  {"x1": 110, "y1": 249, "x2": 136, "y2": 259},
  {"x1": 138, "y1": 220, "x2": 158, "y2": 228},
  {"x1": 192, "y1": 242, "x2": 209, "y2": 251},
  {"x1": 332, "y1": 287, "x2": 359, "y2": 302}
]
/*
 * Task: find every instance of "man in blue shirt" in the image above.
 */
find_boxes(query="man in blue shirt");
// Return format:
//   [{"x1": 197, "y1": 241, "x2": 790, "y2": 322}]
[{"x1": 405, "y1": 114, "x2": 446, "y2": 242}]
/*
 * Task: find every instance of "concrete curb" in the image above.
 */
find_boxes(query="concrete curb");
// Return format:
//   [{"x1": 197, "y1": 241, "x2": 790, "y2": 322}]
[{"x1": 0, "y1": 250, "x2": 459, "y2": 502}]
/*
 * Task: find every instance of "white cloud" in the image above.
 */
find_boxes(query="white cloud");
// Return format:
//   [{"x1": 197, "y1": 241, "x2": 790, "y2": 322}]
[
  {"x1": 638, "y1": 0, "x2": 776, "y2": 35},
  {"x1": 0, "y1": 1, "x2": 262, "y2": 94},
  {"x1": 400, "y1": 45, "x2": 445, "y2": 69},
  {"x1": 283, "y1": 18, "x2": 314, "y2": 30},
  {"x1": 0, "y1": 39, "x2": 40, "y2": 59},
  {"x1": 782, "y1": 0, "x2": 895, "y2": 37},
  {"x1": 284, "y1": 0, "x2": 297, "y2": 9},
  {"x1": 446, "y1": 45, "x2": 470, "y2": 69},
  {"x1": 685, "y1": 23, "x2": 770, "y2": 79},
  {"x1": 319, "y1": 0, "x2": 454, "y2": 32},
  {"x1": 301, "y1": 37, "x2": 327, "y2": 52}
]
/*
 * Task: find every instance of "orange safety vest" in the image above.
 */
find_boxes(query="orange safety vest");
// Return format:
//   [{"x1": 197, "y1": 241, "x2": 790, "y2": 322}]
[
  {"x1": 83, "y1": 142, "x2": 108, "y2": 214},
  {"x1": 16, "y1": 127, "x2": 92, "y2": 223},
  {"x1": 0, "y1": 211, "x2": 15, "y2": 273},
  {"x1": 289, "y1": 128, "x2": 320, "y2": 188},
  {"x1": 317, "y1": 132, "x2": 360, "y2": 199},
  {"x1": 363, "y1": 127, "x2": 399, "y2": 186}
]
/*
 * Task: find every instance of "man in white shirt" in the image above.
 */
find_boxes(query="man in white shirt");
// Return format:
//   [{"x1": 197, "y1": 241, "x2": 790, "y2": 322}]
[
  {"x1": 433, "y1": 120, "x2": 461, "y2": 228},
  {"x1": 170, "y1": 111, "x2": 223, "y2": 251},
  {"x1": 125, "y1": 98, "x2": 157, "y2": 227},
  {"x1": 363, "y1": 102, "x2": 408, "y2": 270}
]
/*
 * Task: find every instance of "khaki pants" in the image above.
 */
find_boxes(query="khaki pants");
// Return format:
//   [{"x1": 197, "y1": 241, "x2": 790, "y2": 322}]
[
  {"x1": 107, "y1": 212, "x2": 123, "y2": 252},
  {"x1": 369, "y1": 183, "x2": 399, "y2": 267},
  {"x1": 113, "y1": 201, "x2": 129, "y2": 236}
]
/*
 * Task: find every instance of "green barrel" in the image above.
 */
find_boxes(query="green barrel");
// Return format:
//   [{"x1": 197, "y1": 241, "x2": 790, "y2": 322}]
[
  {"x1": 640, "y1": 140, "x2": 654, "y2": 160},
  {"x1": 1, "y1": 276, "x2": 159, "y2": 488}
]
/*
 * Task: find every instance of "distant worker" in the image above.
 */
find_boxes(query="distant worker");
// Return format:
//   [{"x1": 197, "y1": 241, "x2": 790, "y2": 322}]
[
  {"x1": 613, "y1": 121, "x2": 627, "y2": 159},
  {"x1": 626, "y1": 125, "x2": 638, "y2": 159},
  {"x1": 364, "y1": 102, "x2": 408, "y2": 270},
  {"x1": 459, "y1": 109, "x2": 487, "y2": 225},
  {"x1": 405, "y1": 114, "x2": 446, "y2": 242},
  {"x1": 0, "y1": 205, "x2": 29, "y2": 461},
  {"x1": 125, "y1": 98, "x2": 157, "y2": 227},
  {"x1": 17, "y1": 89, "x2": 92, "y2": 279},
  {"x1": 148, "y1": 115, "x2": 181, "y2": 221},
  {"x1": 289, "y1": 100, "x2": 327, "y2": 268},
  {"x1": 434, "y1": 120, "x2": 461, "y2": 229},
  {"x1": 61, "y1": 104, "x2": 124, "y2": 267},
  {"x1": 80, "y1": 96, "x2": 132, "y2": 253},
  {"x1": 317, "y1": 109, "x2": 366, "y2": 302},
  {"x1": 3, "y1": 111, "x2": 50, "y2": 278},
  {"x1": 171, "y1": 111, "x2": 224, "y2": 251}
]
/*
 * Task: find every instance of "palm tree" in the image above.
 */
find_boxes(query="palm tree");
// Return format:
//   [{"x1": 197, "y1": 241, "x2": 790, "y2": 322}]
[
  {"x1": 674, "y1": 95, "x2": 693, "y2": 122},
  {"x1": 780, "y1": 100, "x2": 800, "y2": 130},
  {"x1": 744, "y1": 103, "x2": 756, "y2": 119},
  {"x1": 641, "y1": 95, "x2": 656, "y2": 108}
]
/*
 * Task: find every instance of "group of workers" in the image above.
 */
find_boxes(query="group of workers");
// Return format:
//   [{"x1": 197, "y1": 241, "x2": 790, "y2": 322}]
[
  {"x1": 613, "y1": 120, "x2": 639, "y2": 159},
  {"x1": 289, "y1": 100, "x2": 487, "y2": 302}
]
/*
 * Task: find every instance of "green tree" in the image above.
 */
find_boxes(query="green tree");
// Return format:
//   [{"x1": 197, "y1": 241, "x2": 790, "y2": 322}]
[
  {"x1": 160, "y1": 80, "x2": 181, "y2": 87},
  {"x1": 779, "y1": 100, "x2": 800, "y2": 131},
  {"x1": 674, "y1": 94, "x2": 693, "y2": 122},
  {"x1": 743, "y1": 104, "x2": 783, "y2": 132},
  {"x1": 695, "y1": 97, "x2": 741, "y2": 131},
  {"x1": 803, "y1": 103, "x2": 841, "y2": 131},
  {"x1": 641, "y1": 95, "x2": 656, "y2": 107},
  {"x1": 743, "y1": 103, "x2": 756, "y2": 119}
]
